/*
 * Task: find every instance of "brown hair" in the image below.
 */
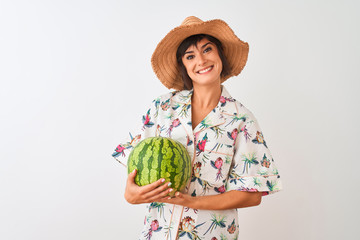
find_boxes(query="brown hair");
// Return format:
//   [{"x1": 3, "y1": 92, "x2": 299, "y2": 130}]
[{"x1": 176, "y1": 34, "x2": 231, "y2": 90}]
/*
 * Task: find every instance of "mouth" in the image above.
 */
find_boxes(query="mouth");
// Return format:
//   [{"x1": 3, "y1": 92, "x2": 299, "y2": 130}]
[{"x1": 197, "y1": 66, "x2": 213, "y2": 74}]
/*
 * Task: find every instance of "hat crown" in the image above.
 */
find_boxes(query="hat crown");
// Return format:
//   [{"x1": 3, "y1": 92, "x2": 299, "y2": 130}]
[{"x1": 181, "y1": 16, "x2": 204, "y2": 26}]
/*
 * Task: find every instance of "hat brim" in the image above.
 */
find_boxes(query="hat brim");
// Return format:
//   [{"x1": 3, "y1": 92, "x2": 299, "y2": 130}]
[{"x1": 151, "y1": 19, "x2": 249, "y2": 91}]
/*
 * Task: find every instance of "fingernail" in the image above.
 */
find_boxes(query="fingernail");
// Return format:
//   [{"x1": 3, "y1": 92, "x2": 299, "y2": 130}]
[
  {"x1": 169, "y1": 188, "x2": 173, "y2": 192},
  {"x1": 161, "y1": 178, "x2": 165, "y2": 183},
  {"x1": 175, "y1": 192, "x2": 180, "y2": 196},
  {"x1": 132, "y1": 169, "x2": 136, "y2": 173},
  {"x1": 168, "y1": 182, "x2": 172, "y2": 187},
  {"x1": 168, "y1": 197, "x2": 171, "y2": 200}
]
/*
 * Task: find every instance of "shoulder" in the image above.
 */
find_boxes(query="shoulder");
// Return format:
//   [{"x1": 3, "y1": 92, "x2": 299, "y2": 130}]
[
  {"x1": 152, "y1": 89, "x2": 192, "y2": 104},
  {"x1": 222, "y1": 87, "x2": 259, "y2": 126},
  {"x1": 235, "y1": 100, "x2": 258, "y2": 123},
  {"x1": 147, "y1": 90, "x2": 187, "y2": 113}
]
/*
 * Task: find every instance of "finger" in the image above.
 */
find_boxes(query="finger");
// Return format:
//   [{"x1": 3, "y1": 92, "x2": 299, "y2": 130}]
[
  {"x1": 127, "y1": 169, "x2": 137, "y2": 183},
  {"x1": 126, "y1": 169, "x2": 137, "y2": 187},
  {"x1": 144, "y1": 182, "x2": 172, "y2": 200},
  {"x1": 141, "y1": 178, "x2": 166, "y2": 192},
  {"x1": 158, "y1": 196, "x2": 173, "y2": 203},
  {"x1": 148, "y1": 187, "x2": 174, "y2": 202}
]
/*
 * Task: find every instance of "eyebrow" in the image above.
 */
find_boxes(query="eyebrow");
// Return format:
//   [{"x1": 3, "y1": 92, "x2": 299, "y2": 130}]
[{"x1": 184, "y1": 42, "x2": 213, "y2": 55}]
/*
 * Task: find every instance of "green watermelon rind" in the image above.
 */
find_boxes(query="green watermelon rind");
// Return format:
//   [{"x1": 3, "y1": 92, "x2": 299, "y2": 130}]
[{"x1": 127, "y1": 137, "x2": 192, "y2": 193}]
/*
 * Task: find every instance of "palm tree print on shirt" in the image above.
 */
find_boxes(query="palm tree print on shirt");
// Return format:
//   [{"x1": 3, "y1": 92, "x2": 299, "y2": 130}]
[
  {"x1": 241, "y1": 152, "x2": 259, "y2": 174},
  {"x1": 204, "y1": 214, "x2": 227, "y2": 235}
]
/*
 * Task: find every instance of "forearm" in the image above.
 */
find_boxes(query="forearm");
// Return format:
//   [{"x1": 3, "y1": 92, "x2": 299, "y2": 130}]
[
  {"x1": 190, "y1": 190, "x2": 262, "y2": 210},
  {"x1": 162, "y1": 190, "x2": 262, "y2": 210}
]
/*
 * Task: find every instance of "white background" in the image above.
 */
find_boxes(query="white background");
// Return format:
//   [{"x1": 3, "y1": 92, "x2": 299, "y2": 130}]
[{"x1": 1, "y1": 0, "x2": 359, "y2": 239}]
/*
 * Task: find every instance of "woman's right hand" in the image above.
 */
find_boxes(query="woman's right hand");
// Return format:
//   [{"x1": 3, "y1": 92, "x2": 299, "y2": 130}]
[{"x1": 124, "y1": 169, "x2": 173, "y2": 204}]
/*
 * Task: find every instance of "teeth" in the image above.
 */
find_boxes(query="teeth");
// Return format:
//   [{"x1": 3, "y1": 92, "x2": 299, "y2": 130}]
[{"x1": 198, "y1": 66, "x2": 212, "y2": 74}]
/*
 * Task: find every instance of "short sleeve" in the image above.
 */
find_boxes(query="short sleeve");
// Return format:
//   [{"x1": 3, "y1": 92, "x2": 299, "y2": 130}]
[
  {"x1": 111, "y1": 97, "x2": 159, "y2": 167},
  {"x1": 226, "y1": 114, "x2": 282, "y2": 196}
]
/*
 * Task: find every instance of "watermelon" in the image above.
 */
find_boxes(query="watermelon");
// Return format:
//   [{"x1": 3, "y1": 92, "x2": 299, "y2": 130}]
[{"x1": 127, "y1": 137, "x2": 191, "y2": 195}]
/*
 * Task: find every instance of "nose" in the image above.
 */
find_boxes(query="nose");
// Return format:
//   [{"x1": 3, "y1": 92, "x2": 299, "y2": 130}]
[{"x1": 197, "y1": 54, "x2": 207, "y2": 66}]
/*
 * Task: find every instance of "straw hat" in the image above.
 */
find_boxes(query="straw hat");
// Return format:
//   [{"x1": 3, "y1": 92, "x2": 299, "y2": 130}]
[{"x1": 151, "y1": 16, "x2": 249, "y2": 91}]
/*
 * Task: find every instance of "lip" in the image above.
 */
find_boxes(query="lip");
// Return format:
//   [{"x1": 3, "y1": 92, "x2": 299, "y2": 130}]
[{"x1": 197, "y1": 65, "x2": 213, "y2": 74}]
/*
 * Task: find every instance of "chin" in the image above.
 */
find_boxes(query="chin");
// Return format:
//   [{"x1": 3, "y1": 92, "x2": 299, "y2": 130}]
[{"x1": 192, "y1": 78, "x2": 220, "y2": 87}]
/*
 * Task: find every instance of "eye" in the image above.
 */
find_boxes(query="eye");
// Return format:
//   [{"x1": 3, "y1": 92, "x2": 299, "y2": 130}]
[
  {"x1": 185, "y1": 55, "x2": 194, "y2": 60},
  {"x1": 204, "y1": 47, "x2": 212, "y2": 53}
]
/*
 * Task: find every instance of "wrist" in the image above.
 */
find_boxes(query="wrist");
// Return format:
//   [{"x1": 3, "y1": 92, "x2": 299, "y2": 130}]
[{"x1": 187, "y1": 195, "x2": 199, "y2": 209}]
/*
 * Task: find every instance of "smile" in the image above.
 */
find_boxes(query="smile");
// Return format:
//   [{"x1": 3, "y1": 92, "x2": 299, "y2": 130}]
[{"x1": 197, "y1": 66, "x2": 213, "y2": 74}]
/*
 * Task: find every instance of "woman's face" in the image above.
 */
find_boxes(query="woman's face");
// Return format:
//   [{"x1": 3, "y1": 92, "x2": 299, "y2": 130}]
[{"x1": 182, "y1": 38, "x2": 223, "y2": 87}]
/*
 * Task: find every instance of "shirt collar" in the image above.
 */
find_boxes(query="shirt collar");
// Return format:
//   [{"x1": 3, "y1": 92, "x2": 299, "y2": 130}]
[{"x1": 172, "y1": 85, "x2": 236, "y2": 134}]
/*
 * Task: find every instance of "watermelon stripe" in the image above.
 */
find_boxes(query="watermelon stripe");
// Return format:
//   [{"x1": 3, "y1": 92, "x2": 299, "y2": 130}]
[
  {"x1": 136, "y1": 139, "x2": 147, "y2": 183},
  {"x1": 139, "y1": 138, "x2": 152, "y2": 183},
  {"x1": 176, "y1": 142, "x2": 185, "y2": 190},
  {"x1": 169, "y1": 145, "x2": 177, "y2": 189},
  {"x1": 150, "y1": 138, "x2": 160, "y2": 183}
]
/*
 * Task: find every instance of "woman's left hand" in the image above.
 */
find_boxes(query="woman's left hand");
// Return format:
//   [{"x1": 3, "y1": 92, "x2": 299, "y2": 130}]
[{"x1": 159, "y1": 191, "x2": 194, "y2": 207}]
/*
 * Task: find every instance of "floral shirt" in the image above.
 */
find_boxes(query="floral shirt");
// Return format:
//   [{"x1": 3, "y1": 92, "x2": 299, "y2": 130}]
[{"x1": 112, "y1": 85, "x2": 282, "y2": 240}]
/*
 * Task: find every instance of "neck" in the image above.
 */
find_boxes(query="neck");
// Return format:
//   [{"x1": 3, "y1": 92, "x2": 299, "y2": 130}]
[{"x1": 191, "y1": 82, "x2": 222, "y2": 109}]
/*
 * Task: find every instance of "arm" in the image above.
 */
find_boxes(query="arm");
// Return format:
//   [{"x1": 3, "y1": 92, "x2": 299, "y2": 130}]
[{"x1": 159, "y1": 190, "x2": 262, "y2": 210}]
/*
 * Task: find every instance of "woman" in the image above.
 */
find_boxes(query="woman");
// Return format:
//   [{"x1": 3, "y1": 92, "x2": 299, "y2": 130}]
[{"x1": 112, "y1": 16, "x2": 282, "y2": 240}]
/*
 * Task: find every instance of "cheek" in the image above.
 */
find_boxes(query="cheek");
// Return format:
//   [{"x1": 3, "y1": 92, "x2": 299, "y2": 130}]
[
  {"x1": 215, "y1": 57, "x2": 223, "y2": 72},
  {"x1": 184, "y1": 63, "x2": 194, "y2": 76},
  {"x1": 218, "y1": 63, "x2": 223, "y2": 73}
]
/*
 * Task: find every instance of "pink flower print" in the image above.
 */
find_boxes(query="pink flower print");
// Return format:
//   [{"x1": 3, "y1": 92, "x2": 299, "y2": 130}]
[
  {"x1": 113, "y1": 143, "x2": 132, "y2": 158},
  {"x1": 115, "y1": 144, "x2": 126, "y2": 157},
  {"x1": 220, "y1": 96, "x2": 235, "y2": 107},
  {"x1": 173, "y1": 118, "x2": 181, "y2": 127},
  {"x1": 144, "y1": 114, "x2": 150, "y2": 125},
  {"x1": 197, "y1": 140, "x2": 206, "y2": 152},
  {"x1": 142, "y1": 109, "x2": 154, "y2": 129},
  {"x1": 227, "y1": 128, "x2": 238, "y2": 142},
  {"x1": 227, "y1": 128, "x2": 238, "y2": 145},
  {"x1": 145, "y1": 219, "x2": 162, "y2": 239},
  {"x1": 215, "y1": 158, "x2": 223, "y2": 169},
  {"x1": 240, "y1": 125, "x2": 251, "y2": 142},
  {"x1": 214, "y1": 185, "x2": 226, "y2": 193},
  {"x1": 211, "y1": 157, "x2": 223, "y2": 181},
  {"x1": 196, "y1": 133, "x2": 208, "y2": 156},
  {"x1": 219, "y1": 96, "x2": 226, "y2": 106},
  {"x1": 238, "y1": 186, "x2": 259, "y2": 192},
  {"x1": 231, "y1": 128, "x2": 238, "y2": 139},
  {"x1": 151, "y1": 220, "x2": 159, "y2": 231},
  {"x1": 166, "y1": 118, "x2": 181, "y2": 137}
]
